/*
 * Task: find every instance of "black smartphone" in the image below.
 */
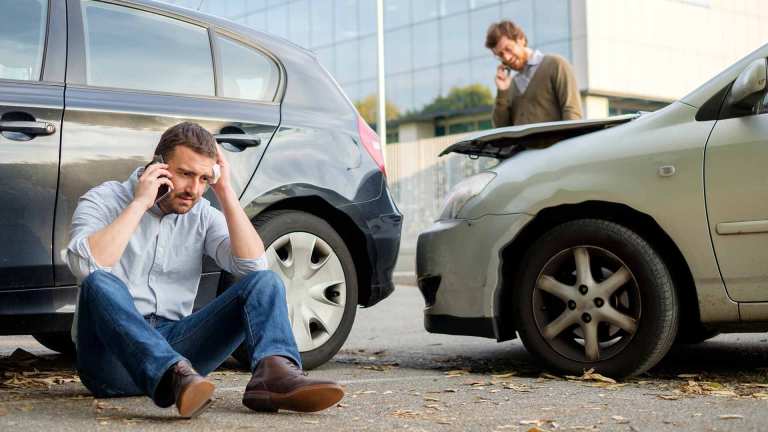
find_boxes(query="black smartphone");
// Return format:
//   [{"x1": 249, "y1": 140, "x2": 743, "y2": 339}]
[{"x1": 141, "y1": 154, "x2": 172, "y2": 203}]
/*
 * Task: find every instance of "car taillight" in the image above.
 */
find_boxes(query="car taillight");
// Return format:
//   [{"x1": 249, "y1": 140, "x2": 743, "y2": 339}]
[{"x1": 357, "y1": 115, "x2": 386, "y2": 177}]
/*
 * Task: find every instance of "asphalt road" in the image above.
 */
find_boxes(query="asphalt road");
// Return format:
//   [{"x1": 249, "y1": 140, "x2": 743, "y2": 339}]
[{"x1": 2, "y1": 285, "x2": 768, "y2": 431}]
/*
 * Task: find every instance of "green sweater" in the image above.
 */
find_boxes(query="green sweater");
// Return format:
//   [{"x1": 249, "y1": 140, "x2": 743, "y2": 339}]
[{"x1": 492, "y1": 54, "x2": 583, "y2": 127}]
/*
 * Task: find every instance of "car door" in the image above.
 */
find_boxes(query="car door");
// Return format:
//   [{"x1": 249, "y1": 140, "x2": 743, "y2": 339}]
[
  {"x1": 54, "y1": 0, "x2": 282, "y2": 288},
  {"x1": 704, "y1": 62, "x2": 768, "y2": 302},
  {"x1": 0, "y1": 0, "x2": 66, "y2": 289}
]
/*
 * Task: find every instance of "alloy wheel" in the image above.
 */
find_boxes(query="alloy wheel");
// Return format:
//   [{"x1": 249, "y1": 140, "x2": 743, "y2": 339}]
[
  {"x1": 266, "y1": 232, "x2": 346, "y2": 352},
  {"x1": 532, "y1": 246, "x2": 641, "y2": 363}
]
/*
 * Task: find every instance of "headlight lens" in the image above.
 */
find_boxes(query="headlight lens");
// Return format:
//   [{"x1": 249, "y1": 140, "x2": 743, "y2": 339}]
[{"x1": 438, "y1": 172, "x2": 496, "y2": 220}]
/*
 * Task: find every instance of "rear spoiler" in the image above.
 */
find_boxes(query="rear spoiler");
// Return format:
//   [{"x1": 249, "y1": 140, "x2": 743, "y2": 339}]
[{"x1": 439, "y1": 114, "x2": 641, "y2": 159}]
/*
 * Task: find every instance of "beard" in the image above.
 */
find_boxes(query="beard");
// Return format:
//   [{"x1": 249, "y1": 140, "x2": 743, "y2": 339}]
[{"x1": 159, "y1": 191, "x2": 199, "y2": 214}]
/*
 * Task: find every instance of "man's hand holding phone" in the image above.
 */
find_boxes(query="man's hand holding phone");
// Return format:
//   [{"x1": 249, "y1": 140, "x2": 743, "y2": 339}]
[
  {"x1": 134, "y1": 161, "x2": 174, "y2": 210},
  {"x1": 495, "y1": 64, "x2": 512, "y2": 91}
]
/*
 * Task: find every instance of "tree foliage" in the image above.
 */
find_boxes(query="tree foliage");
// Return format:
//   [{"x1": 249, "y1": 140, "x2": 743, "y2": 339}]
[
  {"x1": 420, "y1": 84, "x2": 494, "y2": 115},
  {"x1": 355, "y1": 94, "x2": 400, "y2": 125}
]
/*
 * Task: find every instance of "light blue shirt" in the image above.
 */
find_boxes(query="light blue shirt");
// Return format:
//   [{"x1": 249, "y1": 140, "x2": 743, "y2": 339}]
[
  {"x1": 66, "y1": 167, "x2": 268, "y2": 322},
  {"x1": 513, "y1": 49, "x2": 544, "y2": 94}
]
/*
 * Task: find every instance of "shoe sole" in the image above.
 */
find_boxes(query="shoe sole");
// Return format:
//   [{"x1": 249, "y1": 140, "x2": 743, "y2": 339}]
[
  {"x1": 242, "y1": 384, "x2": 344, "y2": 413},
  {"x1": 177, "y1": 380, "x2": 215, "y2": 418}
]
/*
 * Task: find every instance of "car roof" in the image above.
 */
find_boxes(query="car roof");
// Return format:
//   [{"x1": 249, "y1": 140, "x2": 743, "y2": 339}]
[{"x1": 120, "y1": 0, "x2": 315, "y2": 58}]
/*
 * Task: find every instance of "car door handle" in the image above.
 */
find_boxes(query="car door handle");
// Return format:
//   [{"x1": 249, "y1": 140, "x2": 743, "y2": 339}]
[
  {"x1": 214, "y1": 134, "x2": 261, "y2": 149},
  {"x1": 0, "y1": 120, "x2": 56, "y2": 136}
]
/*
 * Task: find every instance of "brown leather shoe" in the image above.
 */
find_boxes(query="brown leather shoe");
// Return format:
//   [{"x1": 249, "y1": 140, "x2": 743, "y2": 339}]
[
  {"x1": 170, "y1": 360, "x2": 215, "y2": 418},
  {"x1": 242, "y1": 356, "x2": 344, "y2": 413}
]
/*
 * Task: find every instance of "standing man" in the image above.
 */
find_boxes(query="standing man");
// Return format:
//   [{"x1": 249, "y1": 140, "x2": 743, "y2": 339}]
[
  {"x1": 485, "y1": 20, "x2": 583, "y2": 126},
  {"x1": 67, "y1": 122, "x2": 344, "y2": 418}
]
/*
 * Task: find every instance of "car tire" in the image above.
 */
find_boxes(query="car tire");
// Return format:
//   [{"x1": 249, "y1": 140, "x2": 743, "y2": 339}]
[
  {"x1": 32, "y1": 332, "x2": 75, "y2": 356},
  {"x1": 514, "y1": 219, "x2": 678, "y2": 378},
  {"x1": 220, "y1": 210, "x2": 358, "y2": 371}
]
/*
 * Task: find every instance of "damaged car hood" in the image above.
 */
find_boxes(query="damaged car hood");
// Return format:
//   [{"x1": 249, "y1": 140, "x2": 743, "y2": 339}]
[{"x1": 440, "y1": 114, "x2": 641, "y2": 159}]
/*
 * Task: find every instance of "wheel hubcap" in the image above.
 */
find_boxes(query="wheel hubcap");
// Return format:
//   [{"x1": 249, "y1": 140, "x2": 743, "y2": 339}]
[
  {"x1": 266, "y1": 232, "x2": 346, "y2": 352},
  {"x1": 532, "y1": 246, "x2": 641, "y2": 363}
]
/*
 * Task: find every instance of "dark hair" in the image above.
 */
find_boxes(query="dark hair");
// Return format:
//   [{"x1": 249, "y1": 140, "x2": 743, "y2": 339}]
[
  {"x1": 154, "y1": 122, "x2": 217, "y2": 160},
  {"x1": 485, "y1": 20, "x2": 527, "y2": 49}
]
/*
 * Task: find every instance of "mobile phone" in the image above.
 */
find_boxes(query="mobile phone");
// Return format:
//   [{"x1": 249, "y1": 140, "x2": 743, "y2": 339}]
[
  {"x1": 139, "y1": 154, "x2": 172, "y2": 203},
  {"x1": 504, "y1": 66, "x2": 512, "y2": 77}
]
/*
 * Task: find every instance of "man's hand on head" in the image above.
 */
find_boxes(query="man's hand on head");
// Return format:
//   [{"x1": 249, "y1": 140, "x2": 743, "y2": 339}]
[{"x1": 209, "y1": 145, "x2": 234, "y2": 199}]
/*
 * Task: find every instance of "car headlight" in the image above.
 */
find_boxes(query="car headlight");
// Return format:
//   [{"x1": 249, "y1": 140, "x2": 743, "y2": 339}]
[{"x1": 438, "y1": 172, "x2": 496, "y2": 220}]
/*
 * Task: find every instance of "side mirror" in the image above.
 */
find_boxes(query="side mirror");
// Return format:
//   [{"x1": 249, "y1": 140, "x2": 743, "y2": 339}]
[{"x1": 728, "y1": 58, "x2": 767, "y2": 109}]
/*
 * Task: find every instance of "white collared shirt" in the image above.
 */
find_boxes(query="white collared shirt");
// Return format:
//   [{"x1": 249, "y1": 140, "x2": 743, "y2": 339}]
[
  {"x1": 66, "y1": 167, "x2": 268, "y2": 321},
  {"x1": 513, "y1": 49, "x2": 544, "y2": 94}
]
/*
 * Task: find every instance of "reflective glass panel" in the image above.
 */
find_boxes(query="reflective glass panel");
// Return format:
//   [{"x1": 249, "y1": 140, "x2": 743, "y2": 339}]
[
  {"x1": 82, "y1": 1, "x2": 214, "y2": 95},
  {"x1": 217, "y1": 35, "x2": 280, "y2": 101},
  {"x1": 0, "y1": 0, "x2": 47, "y2": 81}
]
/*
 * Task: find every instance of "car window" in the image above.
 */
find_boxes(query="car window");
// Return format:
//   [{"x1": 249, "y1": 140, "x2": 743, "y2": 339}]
[
  {"x1": 81, "y1": 0, "x2": 214, "y2": 96},
  {"x1": 759, "y1": 91, "x2": 768, "y2": 115},
  {"x1": 216, "y1": 35, "x2": 280, "y2": 102},
  {"x1": 0, "y1": 0, "x2": 47, "y2": 81}
]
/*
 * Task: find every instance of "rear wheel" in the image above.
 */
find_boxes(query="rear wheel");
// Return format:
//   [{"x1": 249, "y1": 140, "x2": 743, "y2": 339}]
[
  {"x1": 222, "y1": 210, "x2": 358, "y2": 370},
  {"x1": 514, "y1": 219, "x2": 678, "y2": 377}
]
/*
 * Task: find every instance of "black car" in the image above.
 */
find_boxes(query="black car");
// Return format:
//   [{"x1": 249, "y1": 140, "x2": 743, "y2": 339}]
[{"x1": 0, "y1": 0, "x2": 401, "y2": 369}]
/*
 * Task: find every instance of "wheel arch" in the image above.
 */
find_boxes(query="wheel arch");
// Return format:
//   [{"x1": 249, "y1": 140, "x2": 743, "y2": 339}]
[
  {"x1": 495, "y1": 200, "x2": 698, "y2": 342},
  {"x1": 252, "y1": 196, "x2": 374, "y2": 307}
]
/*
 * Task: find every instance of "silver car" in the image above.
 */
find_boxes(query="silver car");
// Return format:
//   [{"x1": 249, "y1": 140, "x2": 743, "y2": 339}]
[{"x1": 416, "y1": 43, "x2": 768, "y2": 377}]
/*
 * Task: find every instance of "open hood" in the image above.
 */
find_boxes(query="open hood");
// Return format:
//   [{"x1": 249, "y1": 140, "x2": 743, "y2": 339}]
[{"x1": 440, "y1": 114, "x2": 641, "y2": 159}]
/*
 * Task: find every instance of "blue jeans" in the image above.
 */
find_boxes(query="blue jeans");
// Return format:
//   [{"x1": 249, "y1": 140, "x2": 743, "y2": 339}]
[{"x1": 75, "y1": 270, "x2": 301, "y2": 407}]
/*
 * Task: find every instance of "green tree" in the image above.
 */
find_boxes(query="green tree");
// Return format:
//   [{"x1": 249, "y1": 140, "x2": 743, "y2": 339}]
[
  {"x1": 355, "y1": 94, "x2": 400, "y2": 125},
  {"x1": 420, "y1": 84, "x2": 494, "y2": 115}
]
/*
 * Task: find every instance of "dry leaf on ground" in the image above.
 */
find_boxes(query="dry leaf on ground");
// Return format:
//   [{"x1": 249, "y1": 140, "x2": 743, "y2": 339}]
[
  {"x1": 657, "y1": 395, "x2": 681, "y2": 400},
  {"x1": 391, "y1": 409, "x2": 422, "y2": 419},
  {"x1": 566, "y1": 368, "x2": 617, "y2": 384}
]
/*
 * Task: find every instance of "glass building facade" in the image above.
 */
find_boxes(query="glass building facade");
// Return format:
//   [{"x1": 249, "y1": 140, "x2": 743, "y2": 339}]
[{"x1": 164, "y1": 0, "x2": 573, "y2": 138}]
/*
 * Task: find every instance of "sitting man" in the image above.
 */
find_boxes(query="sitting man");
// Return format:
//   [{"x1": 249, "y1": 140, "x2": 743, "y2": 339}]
[{"x1": 66, "y1": 122, "x2": 344, "y2": 418}]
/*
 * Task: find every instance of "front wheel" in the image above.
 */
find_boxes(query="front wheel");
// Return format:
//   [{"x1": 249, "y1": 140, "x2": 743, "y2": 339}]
[
  {"x1": 223, "y1": 210, "x2": 358, "y2": 370},
  {"x1": 514, "y1": 219, "x2": 678, "y2": 377}
]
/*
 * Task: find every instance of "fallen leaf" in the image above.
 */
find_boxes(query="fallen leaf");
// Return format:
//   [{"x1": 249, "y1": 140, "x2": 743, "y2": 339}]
[
  {"x1": 567, "y1": 368, "x2": 617, "y2": 384},
  {"x1": 611, "y1": 415, "x2": 630, "y2": 424},
  {"x1": 519, "y1": 419, "x2": 555, "y2": 427},
  {"x1": 538, "y1": 373, "x2": 560, "y2": 380},
  {"x1": 657, "y1": 395, "x2": 681, "y2": 400},
  {"x1": 391, "y1": 409, "x2": 422, "y2": 419}
]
